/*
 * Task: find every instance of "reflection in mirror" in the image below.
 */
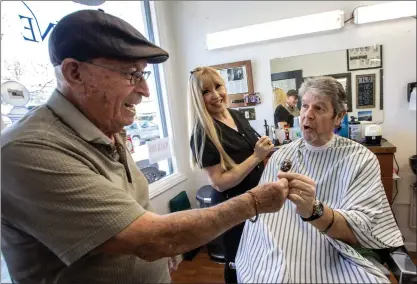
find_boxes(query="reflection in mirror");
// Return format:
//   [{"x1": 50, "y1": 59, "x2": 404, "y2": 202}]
[{"x1": 270, "y1": 45, "x2": 384, "y2": 126}]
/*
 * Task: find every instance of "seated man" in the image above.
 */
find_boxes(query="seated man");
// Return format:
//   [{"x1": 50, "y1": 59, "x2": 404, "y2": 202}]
[{"x1": 236, "y1": 77, "x2": 403, "y2": 283}]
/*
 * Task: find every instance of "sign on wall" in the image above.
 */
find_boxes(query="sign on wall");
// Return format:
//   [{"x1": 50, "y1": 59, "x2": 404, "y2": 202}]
[
  {"x1": 19, "y1": 1, "x2": 57, "y2": 43},
  {"x1": 147, "y1": 137, "x2": 172, "y2": 164},
  {"x1": 356, "y1": 74, "x2": 375, "y2": 109}
]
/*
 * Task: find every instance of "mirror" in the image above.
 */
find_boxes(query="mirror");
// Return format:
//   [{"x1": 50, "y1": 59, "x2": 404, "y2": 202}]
[{"x1": 270, "y1": 45, "x2": 384, "y2": 124}]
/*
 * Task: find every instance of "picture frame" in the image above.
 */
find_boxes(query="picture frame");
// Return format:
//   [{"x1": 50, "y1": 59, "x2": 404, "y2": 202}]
[
  {"x1": 346, "y1": 45, "x2": 383, "y2": 71},
  {"x1": 210, "y1": 60, "x2": 254, "y2": 108},
  {"x1": 380, "y1": 69, "x2": 384, "y2": 110},
  {"x1": 324, "y1": 73, "x2": 352, "y2": 112},
  {"x1": 238, "y1": 107, "x2": 256, "y2": 120},
  {"x1": 356, "y1": 74, "x2": 376, "y2": 109}
]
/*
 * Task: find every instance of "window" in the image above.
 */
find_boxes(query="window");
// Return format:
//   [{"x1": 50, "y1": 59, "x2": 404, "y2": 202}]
[{"x1": 1, "y1": 1, "x2": 176, "y2": 185}]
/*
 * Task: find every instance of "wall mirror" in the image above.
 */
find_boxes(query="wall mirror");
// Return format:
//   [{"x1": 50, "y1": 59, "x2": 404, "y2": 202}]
[{"x1": 270, "y1": 45, "x2": 384, "y2": 124}]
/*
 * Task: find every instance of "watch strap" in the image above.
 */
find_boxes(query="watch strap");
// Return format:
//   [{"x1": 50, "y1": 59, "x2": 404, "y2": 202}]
[{"x1": 301, "y1": 199, "x2": 324, "y2": 222}]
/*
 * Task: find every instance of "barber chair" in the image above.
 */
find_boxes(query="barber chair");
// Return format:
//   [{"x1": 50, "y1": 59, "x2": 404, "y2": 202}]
[{"x1": 369, "y1": 245, "x2": 417, "y2": 283}]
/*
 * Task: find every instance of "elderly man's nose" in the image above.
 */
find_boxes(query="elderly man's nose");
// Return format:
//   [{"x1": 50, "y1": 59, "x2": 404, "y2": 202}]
[
  {"x1": 135, "y1": 80, "x2": 150, "y2": 97},
  {"x1": 304, "y1": 106, "x2": 314, "y2": 119}
]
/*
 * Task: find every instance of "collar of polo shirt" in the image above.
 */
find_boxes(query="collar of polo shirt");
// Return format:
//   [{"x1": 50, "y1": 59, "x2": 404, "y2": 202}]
[{"x1": 47, "y1": 89, "x2": 114, "y2": 145}]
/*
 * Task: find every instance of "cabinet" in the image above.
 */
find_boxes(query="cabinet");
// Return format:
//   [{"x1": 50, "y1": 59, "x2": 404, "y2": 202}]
[{"x1": 367, "y1": 141, "x2": 396, "y2": 204}]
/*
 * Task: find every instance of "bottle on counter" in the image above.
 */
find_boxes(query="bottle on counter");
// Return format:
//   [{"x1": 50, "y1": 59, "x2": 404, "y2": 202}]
[
  {"x1": 291, "y1": 116, "x2": 301, "y2": 140},
  {"x1": 275, "y1": 126, "x2": 285, "y2": 145},
  {"x1": 271, "y1": 126, "x2": 280, "y2": 146},
  {"x1": 282, "y1": 124, "x2": 292, "y2": 145}
]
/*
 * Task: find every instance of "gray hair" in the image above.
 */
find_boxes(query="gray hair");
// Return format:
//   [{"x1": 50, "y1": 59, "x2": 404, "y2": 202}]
[{"x1": 298, "y1": 76, "x2": 348, "y2": 114}]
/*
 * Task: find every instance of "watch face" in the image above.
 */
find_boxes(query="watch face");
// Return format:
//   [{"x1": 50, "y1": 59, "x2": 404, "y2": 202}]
[{"x1": 314, "y1": 200, "x2": 324, "y2": 216}]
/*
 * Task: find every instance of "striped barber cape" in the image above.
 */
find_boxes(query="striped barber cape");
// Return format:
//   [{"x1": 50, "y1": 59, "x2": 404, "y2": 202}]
[{"x1": 236, "y1": 136, "x2": 403, "y2": 283}]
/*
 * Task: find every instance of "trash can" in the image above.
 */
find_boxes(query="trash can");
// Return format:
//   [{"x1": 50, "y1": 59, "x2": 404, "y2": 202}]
[{"x1": 196, "y1": 185, "x2": 225, "y2": 263}]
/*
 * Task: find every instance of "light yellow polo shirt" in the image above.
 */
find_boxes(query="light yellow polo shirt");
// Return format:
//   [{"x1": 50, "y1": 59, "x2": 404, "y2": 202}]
[{"x1": 1, "y1": 89, "x2": 170, "y2": 283}]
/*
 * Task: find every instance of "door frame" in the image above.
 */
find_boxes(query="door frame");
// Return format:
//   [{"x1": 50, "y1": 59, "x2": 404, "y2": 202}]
[{"x1": 271, "y1": 70, "x2": 303, "y2": 109}]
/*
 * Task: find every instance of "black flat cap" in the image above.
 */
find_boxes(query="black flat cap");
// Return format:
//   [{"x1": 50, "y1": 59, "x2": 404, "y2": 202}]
[{"x1": 48, "y1": 9, "x2": 169, "y2": 66}]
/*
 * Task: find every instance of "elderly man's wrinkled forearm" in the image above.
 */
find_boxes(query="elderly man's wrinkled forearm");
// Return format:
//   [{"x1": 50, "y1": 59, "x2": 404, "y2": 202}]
[
  {"x1": 134, "y1": 194, "x2": 255, "y2": 261},
  {"x1": 100, "y1": 193, "x2": 255, "y2": 262},
  {"x1": 100, "y1": 180, "x2": 289, "y2": 261}
]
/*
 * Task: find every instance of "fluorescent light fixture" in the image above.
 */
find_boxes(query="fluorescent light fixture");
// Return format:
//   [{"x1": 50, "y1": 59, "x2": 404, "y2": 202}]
[
  {"x1": 206, "y1": 10, "x2": 344, "y2": 50},
  {"x1": 354, "y1": 1, "x2": 416, "y2": 25},
  {"x1": 207, "y1": 10, "x2": 344, "y2": 50}
]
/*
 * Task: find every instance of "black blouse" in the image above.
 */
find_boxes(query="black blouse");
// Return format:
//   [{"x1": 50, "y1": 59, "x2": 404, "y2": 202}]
[
  {"x1": 274, "y1": 104, "x2": 294, "y2": 127},
  {"x1": 190, "y1": 109, "x2": 264, "y2": 199}
]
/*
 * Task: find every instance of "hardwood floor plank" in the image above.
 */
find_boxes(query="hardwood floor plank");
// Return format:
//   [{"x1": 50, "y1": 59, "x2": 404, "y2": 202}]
[{"x1": 171, "y1": 248, "x2": 224, "y2": 283}]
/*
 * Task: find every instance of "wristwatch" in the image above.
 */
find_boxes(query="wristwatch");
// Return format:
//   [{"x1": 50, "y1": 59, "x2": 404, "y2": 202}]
[{"x1": 301, "y1": 199, "x2": 324, "y2": 222}]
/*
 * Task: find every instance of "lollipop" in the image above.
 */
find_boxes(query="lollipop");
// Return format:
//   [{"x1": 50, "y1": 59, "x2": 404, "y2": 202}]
[{"x1": 280, "y1": 159, "x2": 292, "y2": 172}]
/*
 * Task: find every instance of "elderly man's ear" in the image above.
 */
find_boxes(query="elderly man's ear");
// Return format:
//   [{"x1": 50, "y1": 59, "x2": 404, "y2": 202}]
[
  {"x1": 335, "y1": 111, "x2": 346, "y2": 126},
  {"x1": 60, "y1": 58, "x2": 85, "y2": 92}
]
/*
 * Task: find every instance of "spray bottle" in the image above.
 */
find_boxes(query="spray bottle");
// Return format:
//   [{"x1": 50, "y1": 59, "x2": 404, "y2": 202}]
[{"x1": 292, "y1": 116, "x2": 301, "y2": 140}]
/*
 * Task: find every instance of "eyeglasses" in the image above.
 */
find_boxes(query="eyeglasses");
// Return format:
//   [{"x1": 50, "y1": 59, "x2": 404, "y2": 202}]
[{"x1": 85, "y1": 61, "x2": 151, "y2": 85}]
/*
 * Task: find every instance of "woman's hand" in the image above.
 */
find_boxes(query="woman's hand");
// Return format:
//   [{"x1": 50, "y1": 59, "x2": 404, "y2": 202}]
[{"x1": 253, "y1": 136, "x2": 274, "y2": 161}]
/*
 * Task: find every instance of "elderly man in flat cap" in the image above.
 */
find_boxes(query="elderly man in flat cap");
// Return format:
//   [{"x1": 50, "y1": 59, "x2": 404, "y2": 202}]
[{"x1": 1, "y1": 9, "x2": 289, "y2": 283}]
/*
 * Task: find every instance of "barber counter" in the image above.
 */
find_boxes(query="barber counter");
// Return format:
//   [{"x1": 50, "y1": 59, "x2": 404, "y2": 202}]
[
  {"x1": 367, "y1": 141, "x2": 396, "y2": 204},
  {"x1": 265, "y1": 140, "x2": 396, "y2": 204}
]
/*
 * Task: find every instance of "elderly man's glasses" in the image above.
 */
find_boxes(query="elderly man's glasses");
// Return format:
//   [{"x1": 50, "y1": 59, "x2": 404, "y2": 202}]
[{"x1": 85, "y1": 61, "x2": 151, "y2": 85}]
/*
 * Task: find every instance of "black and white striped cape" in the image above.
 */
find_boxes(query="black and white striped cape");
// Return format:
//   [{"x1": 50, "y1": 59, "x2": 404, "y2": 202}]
[{"x1": 236, "y1": 136, "x2": 403, "y2": 283}]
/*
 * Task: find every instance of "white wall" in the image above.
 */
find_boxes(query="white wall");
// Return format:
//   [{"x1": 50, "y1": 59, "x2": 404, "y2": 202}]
[
  {"x1": 271, "y1": 50, "x2": 345, "y2": 76},
  {"x1": 154, "y1": 1, "x2": 416, "y2": 249}
]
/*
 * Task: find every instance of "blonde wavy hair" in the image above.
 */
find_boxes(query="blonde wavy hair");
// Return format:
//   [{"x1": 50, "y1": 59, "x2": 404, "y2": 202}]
[
  {"x1": 188, "y1": 67, "x2": 236, "y2": 171},
  {"x1": 273, "y1": 87, "x2": 287, "y2": 110}
]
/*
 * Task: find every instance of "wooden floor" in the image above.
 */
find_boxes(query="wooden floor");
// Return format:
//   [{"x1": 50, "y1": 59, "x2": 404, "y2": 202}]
[
  {"x1": 171, "y1": 247, "x2": 224, "y2": 283},
  {"x1": 171, "y1": 248, "x2": 417, "y2": 284}
]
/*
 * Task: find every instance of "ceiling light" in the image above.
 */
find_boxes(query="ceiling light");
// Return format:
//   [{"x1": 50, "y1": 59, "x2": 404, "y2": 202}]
[
  {"x1": 354, "y1": 1, "x2": 416, "y2": 25},
  {"x1": 206, "y1": 10, "x2": 344, "y2": 50}
]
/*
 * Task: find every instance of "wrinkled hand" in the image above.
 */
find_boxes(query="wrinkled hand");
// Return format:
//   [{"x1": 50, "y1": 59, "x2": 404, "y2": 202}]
[
  {"x1": 278, "y1": 171, "x2": 316, "y2": 218},
  {"x1": 254, "y1": 136, "x2": 274, "y2": 161},
  {"x1": 250, "y1": 178, "x2": 289, "y2": 214},
  {"x1": 168, "y1": 256, "x2": 179, "y2": 273}
]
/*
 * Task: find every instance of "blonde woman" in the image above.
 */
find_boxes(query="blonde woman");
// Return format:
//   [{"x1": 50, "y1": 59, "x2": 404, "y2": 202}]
[
  {"x1": 188, "y1": 67, "x2": 273, "y2": 283},
  {"x1": 272, "y1": 87, "x2": 287, "y2": 110}
]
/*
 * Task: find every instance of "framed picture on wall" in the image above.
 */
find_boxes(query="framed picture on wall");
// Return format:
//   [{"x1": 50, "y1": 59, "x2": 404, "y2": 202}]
[
  {"x1": 356, "y1": 74, "x2": 376, "y2": 109},
  {"x1": 347, "y1": 45, "x2": 383, "y2": 71},
  {"x1": 210, "y1": 60, "x2": 254, "y2": 108}
]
